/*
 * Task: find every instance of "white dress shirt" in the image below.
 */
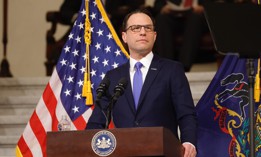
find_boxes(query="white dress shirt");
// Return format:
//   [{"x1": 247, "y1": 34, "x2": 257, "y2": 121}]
[{"x1": 129, "y1": 52, "x2": 154, "y2": 91}]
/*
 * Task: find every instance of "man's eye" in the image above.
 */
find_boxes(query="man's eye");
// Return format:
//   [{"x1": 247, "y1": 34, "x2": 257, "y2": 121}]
[
  {"x1": 132, "y1": 26, "x2": 141, "y2": 30},
  {"x1": 145, "y1": 27, "x2": 152, "y2": 30}
]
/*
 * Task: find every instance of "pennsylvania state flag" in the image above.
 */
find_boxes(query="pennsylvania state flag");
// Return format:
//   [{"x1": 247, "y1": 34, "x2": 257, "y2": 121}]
[{"x1": 196, "y1": 55, "x2": 261, "y2": 157}]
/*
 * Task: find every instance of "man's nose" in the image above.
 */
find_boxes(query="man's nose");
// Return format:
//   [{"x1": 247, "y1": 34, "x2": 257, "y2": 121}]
[{"x1": 140, "y1": 26, "x2": 146, "y2": 33}]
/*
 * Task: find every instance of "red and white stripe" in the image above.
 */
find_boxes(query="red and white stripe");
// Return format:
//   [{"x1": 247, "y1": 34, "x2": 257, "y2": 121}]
[{"x1": 16, "y1": 69, "x2": 93, "y2": 157}]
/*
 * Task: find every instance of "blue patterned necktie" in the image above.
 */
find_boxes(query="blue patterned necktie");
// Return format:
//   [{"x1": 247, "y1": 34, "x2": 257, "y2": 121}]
[{"x1": 133, "y1": 62, "x2": 143, "y2": 109}]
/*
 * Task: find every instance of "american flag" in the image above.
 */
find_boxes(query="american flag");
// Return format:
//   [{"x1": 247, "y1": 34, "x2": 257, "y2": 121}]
[{"x1": 16, "y1": 0, "x2": 128, "y2": 156}]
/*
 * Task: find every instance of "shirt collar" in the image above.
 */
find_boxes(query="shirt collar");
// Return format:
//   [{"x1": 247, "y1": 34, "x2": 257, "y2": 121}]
[{"x1": 130, "y1": 52, "x2": 154, "y2": 71}]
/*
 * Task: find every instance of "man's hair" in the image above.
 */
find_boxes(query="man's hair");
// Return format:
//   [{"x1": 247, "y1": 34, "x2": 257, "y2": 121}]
[{"x1": 121, "y1": 9, "x2": 156, "y2": 32}]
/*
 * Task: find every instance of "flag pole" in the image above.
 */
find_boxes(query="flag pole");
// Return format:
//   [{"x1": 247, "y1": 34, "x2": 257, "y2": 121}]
[
  {"x1": 82, "y1": 0, "x2": 93, "y2": 105},
  {"x1": 248, "y1": 58, "x2": 256, "y2": 157},
  {"x1": 0, "y1": 0, "x2": 12, "y2": 77}
]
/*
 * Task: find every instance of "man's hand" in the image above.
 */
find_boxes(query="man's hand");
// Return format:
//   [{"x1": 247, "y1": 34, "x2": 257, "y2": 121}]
[{"x1": 182, "y1": 143, "x2": 197, "y2": 157}]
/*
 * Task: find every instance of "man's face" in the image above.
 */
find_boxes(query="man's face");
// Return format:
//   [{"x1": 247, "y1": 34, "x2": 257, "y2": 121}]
[{"x1": 122, "y1": 13, "x2": 157, "y2": 57}]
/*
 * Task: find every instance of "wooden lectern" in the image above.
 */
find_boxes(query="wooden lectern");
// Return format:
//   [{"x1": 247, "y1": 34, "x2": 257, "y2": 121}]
[{"x1": 47, "y1": 127, "x2": 184, "y2": 157}]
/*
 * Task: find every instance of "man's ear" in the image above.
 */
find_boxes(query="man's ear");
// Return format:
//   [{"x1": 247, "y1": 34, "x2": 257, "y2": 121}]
[
  {"x1": 154, "y1": 32, "x2": 157, "y2": 42},
  {"x1": 122, "y1": 32, "x2": 127, "y2": 43}
]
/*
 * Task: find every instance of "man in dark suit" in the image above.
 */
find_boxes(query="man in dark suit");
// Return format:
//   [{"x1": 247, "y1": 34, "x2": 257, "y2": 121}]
[{"x1": 86, "y1": 9, "x2": 197, "y2": 157}]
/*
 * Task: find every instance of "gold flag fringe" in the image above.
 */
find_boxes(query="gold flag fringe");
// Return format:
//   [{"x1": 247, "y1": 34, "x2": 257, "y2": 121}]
[
  {"x1": 82, "y1": 0, "x2": 93, "y2": 105},
  {"x1": 255, "y1": 58, "x2": 260, "y2": 102}
]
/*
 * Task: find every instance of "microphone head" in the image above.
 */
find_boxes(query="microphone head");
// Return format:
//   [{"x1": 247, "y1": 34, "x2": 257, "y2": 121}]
[
  {"x1": 96, "y1": 77, "x2": 110, "y2": 98},
  {"x1": 101, "y1": 77, "x2": 110, "y2": 87},
  {"x1": 118, "y1": 77, "x2": 128, "y2": 88},
  {"x1": 114, "y1": 77, "x2": 128, "y2": 96}
]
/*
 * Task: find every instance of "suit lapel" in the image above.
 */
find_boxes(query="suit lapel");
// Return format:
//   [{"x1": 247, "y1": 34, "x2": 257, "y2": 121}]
[
  {"x1": 121, "y1": 56, "x2": 161, "y2": 113},
  {"x1": 137, "y1": 55, "x2": 161, "y2": 110},
  {"x1": 120, "y1": 62, "x2": 137, "y2": 113}
]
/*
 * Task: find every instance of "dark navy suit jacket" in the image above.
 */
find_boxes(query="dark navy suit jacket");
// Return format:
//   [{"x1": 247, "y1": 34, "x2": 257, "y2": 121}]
[{"x1": 86, "y1": 55, "x2": 197, "y2": 146}]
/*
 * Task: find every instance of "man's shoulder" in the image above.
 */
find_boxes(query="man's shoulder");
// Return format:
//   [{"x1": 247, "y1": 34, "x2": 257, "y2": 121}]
[
  {"x1": 107, "y1": 61, "x2": 129, "y2": 73},
  {"x1": 155, "y1": 55, "x2": 183, "y2": 67}
]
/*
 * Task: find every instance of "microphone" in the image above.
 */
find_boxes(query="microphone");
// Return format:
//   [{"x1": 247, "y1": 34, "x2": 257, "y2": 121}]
[
  {"x1": 105, "y1": 77, "x2": 128, "y2": 129},
  {"x1": 112, "y1": 77, "x2": 128, "y2": 101},
  {"x1": 96, "y1": 77, "x2": 110, "y2": 100}
]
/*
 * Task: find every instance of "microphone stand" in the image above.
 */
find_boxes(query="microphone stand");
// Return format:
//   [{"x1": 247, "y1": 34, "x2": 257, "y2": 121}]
[
  {"x1": 103, "y1": 77, "x2": 127, "y2": 129},
  {"x1": 105, "y1": 96, "x2": 117, "y2": 129},
  {"x1": 96, "y1": 92, "x2": 119, "y2": 129},
  {"x1": 95, "y1": 98, "x2": 110, "y2": 129}
]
